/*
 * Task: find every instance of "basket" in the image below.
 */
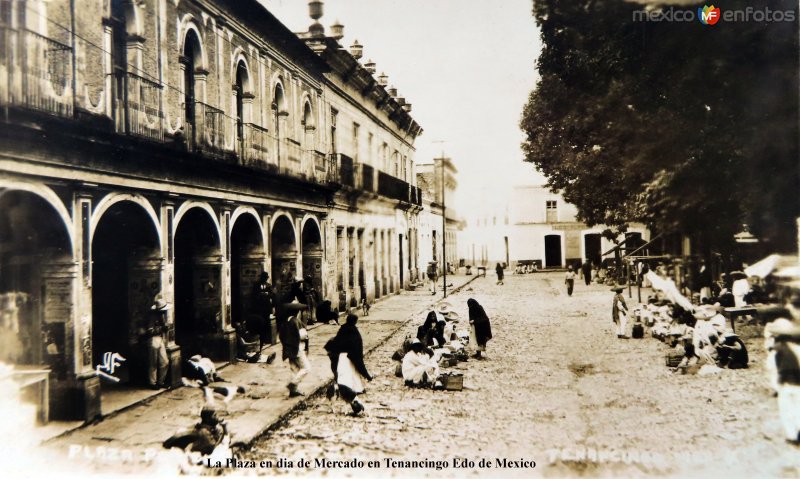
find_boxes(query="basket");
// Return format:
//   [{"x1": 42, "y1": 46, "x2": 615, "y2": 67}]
[
  {"x1": 441, "y1": 373, "x2": 463, "y2": 391},
  {"x1": 665, "y1": 352, "x2": 683, "y2": 367}
]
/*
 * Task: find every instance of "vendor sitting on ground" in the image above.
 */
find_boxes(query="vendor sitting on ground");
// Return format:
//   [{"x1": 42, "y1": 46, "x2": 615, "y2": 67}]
[
  {"x1": 401, "y1": 339, "x2": 440, "y2": 387},
  {"x1": 316, "y1": 300, "x2": 339, "y2": 325},
  {"x1": 418, "y1": 311, "x2": 446, "y2": 348},
  {"x1": 716, "y1": 331, "x2": 749, "y2": 369}
]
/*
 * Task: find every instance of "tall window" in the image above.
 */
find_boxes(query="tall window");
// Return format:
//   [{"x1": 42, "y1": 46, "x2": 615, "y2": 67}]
[
  {"x1": 367, "y1": 132, "x2": 373, "y2": 164},
  {"x1": 546, "y1": 200, "x2": 558, "y2": 222},
  {"x1": 182, "y1": 30, "x2": 201, "y2": 132},
  {"x1": 235, "y1": 60, "x2": 248, "y2": 149},
  {"x1": 352, "y1": 122, "x2": 360, "y2": 161},
  {"x1": 330, "y1": 108, "x2": 338, "y2": 154}
]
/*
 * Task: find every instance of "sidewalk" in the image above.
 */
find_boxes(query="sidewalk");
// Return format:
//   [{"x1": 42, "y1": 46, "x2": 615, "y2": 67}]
[{"x1": 42, "y1": 274, "x2": 479, "y2": 458}]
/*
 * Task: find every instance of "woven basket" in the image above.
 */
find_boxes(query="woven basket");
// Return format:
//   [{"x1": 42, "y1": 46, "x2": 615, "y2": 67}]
[
  {"x1": 441, "y1": 373, "x2": 464, "y2": 391},
  {"x1": 665, "y1": 352, "x2": 683, "y2": 367}
]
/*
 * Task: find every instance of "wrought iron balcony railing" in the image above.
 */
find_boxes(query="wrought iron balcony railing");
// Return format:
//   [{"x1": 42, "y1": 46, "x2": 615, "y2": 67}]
[
  {"x1": 0, "y1": 27, "x2": 73, "y2": 118},
  {"x1": 187, "y1": 100, "x2": 226, "y2": 158},
  {"x1": 360, "y1": 163, "x2": 375, "y2": 192},
  {"x1": 377, "y1": 170, "x2": 411, "y2": 203},
  {"x1": 114, "y1": 71, "x2": 163, "y2": 141},
  {"x1": 338, "y1": 154, "x2": 355, "y2": 188}
]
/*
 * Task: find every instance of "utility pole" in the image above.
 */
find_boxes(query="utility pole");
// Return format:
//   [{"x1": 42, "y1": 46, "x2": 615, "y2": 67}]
[
  {"x1": 432, "y1": 140, "x2": 448, "y2": 298},
  {"x1": 441, "y1": 156, "x2": 447, "y2": 298}
]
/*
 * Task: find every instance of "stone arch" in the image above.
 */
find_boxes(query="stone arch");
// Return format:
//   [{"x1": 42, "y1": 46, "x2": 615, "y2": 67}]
[
  {"x1": 231, "y1": 49, "x2": 252, "y2": 92},
  {"x1": 92, "y1": 192, "x2": 162, "y2": 245},
  {"x1": 0, "y1": 180, "x2": 74, "y2": 254},
  {"x1": 173, "y1": 201, "x2": 221, "y2": 244},
  {"x1": 178, "y1": 16, "x2": 208, "y2": 71},
  {"x1": 299, "y1": 213, "x2": 321, "y2": 238},
  {"x1": 270, "y1": 210, "x2": 295, "y2": 234},
  {"x1": 230, "y1": 206, "x2": 265, "y2": 251},
  {"x1": 112, "y1": 0, "x2": 142, "y2": 37}
]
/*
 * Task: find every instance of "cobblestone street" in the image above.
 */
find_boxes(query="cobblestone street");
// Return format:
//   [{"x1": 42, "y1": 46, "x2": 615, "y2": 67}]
[{"x1": 238, "y1": 272, "x2": 800, "y2": 478}]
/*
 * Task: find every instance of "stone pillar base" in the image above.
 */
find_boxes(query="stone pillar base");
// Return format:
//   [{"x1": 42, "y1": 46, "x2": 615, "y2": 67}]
[
  {"x1": 204, "y1": 329, "x2": 236, "y2": 361},
  {"x1": 167, "y1": 344, "x2": 182, "y2": 388},
  {"x1": 50, "y1": 373, "x2": 101, "y2": 422}
]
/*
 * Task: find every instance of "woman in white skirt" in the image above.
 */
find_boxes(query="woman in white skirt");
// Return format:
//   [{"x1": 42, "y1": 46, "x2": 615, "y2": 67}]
[
  {"x1": 467, "y1": 298, "x2": 493, "y2": 359},
  {"x1": 324, "y1": 314, "x2": 372, "y2": 415}
]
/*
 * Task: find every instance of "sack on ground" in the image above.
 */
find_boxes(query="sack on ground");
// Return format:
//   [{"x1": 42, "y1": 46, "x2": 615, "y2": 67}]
[{"x1": 632, "y1": 323, "x2": 645, "y2": 339}]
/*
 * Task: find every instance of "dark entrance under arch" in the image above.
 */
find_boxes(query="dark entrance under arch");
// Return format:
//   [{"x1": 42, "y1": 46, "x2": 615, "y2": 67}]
[
  {"x1": 230, "y1": 214, "x2": 263, "y2": 329},
  {"x1": 544, "y1": 234, "x2": 562, "y2": 268},
  {"x1": 92, "y1": 201, "x2": 161, "y2": 387},
  {"x1": 301, "y1": 220, "x2": 323, "y2": 297},
  {"x1": 0, "y1": 191, "x2": 72, "y2": 375},
  {"x1": 271, "y1": 216, "x2": 297, "y2": 302},
  {"x1": 174, "y1": 208, "x2": 221, "y2": 358}
]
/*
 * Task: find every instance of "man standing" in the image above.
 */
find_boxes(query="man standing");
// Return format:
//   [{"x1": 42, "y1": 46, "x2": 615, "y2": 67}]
[
  {"x1": 251, "y1": 272, "x2": 275, "y2": 348},
  {"x1": 279, "y1": 310, "x2": 309, "y2": 398},
  {"x1": 612, "y1": 285, "x2": 628, "y2": 339},
  {"x1": 581, "y1": 259, "x2": 592, "y2": 286},
  {"x1": 427, "y1": 261, "x2": 438, "y2": 295},
  {"x1": 565, "y1": 266, "x2": 576, "y2": 296},
  {"x1": 144, "y1": 296, "x2": 170, "y2": 389}
]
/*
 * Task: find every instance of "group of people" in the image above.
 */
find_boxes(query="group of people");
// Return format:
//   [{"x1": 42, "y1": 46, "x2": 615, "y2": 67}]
[
  {"x1": 612, "y1": 284, "x2": 749, "y2": 373},
  {"x1": 394, "y1": 298, "x2": 493, "y2": 388}
]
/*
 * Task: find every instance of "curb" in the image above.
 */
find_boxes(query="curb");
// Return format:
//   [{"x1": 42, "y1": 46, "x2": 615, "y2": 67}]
[{"x1": 233, "y1": 273, "x2": 482, "y2": 449}]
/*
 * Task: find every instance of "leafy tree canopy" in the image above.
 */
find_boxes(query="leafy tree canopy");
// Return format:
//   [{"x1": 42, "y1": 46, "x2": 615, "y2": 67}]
[{"x1": 521, "y1": 0, "x2": 799, "y2": 252}]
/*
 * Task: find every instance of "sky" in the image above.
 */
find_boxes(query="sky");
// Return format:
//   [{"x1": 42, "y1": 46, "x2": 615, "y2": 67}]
[{"x1": 260, "y1": 0, "x2": 547, "y2": 214}]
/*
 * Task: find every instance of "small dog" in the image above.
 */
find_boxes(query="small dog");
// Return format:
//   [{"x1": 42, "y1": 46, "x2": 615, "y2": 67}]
[{"x1": 360, "y1": 298, "x2": 370, "y2": 316}]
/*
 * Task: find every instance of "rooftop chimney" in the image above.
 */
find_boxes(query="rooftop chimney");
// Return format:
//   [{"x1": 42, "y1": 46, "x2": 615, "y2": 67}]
[
  {"x1": 308, "y1": 1, "x2": 324, "y2": 37},
  {"x1": 349, "y1": 39, "x2": 363, "y2": 59},
  {"x1": 377, "y1": 72, "x2": 388, "y2": 86},
  {"x1": 387, "y1": 85, "x2": 398, "y2": 97},
  {"x1": 309, "y1": 1, "x2": 323, "y2": 20},
  {"x1": 364, "y1": 59, "x2": 376, "y2": 74},
  {"x1": 330, "y1": 20, "x2": 344, "y2": 40},
  {"x1": 402, "y1": 103, "x2": 412, "y2": 112}
]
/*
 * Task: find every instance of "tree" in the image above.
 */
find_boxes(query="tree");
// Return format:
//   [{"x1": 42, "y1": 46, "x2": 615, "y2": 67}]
[{"x1": 521, "y1": 0, "x2": 799, "y2": 253}]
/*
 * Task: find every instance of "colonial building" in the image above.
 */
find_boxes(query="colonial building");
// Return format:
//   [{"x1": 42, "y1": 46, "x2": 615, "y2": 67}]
[
  {"x1": 458, "y1": 190, "x2": 510, "y2": 268},
  {"x1": 416, "y1": 157, "x2": 460, "y2": 273},
  {"x1": 0, "y1": 0, "x2": 421, "y2": 420},
  {"x1": 508, "y1": 185, "x2": 648, "y2": 268}
]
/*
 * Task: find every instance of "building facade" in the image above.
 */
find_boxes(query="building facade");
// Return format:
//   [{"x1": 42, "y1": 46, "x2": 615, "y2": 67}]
[
  {"x1": 0, "y1": 0, "x2": 421, "y2": 420},
  {"x1": 416, "y1": 157, "x2": 460, "y2": 274},
  {"x1": 508, "y1": 185, "x2": 649, "y2": 268}
]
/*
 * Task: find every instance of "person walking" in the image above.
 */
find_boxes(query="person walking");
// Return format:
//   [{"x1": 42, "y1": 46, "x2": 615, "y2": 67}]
[
  {"x1": 324, "y1": 313, "x2": 373, "y2": 415},
  {"x1": 251, "y1": 272, "x2": 275, "y2": 349},
  {"x1": 495, "y1": 263, "x2": 505, "y2": 285},
  {"x1": 611, "y1": 285, "x2": 629, "y2": 338},
  {"x1": 278, "y1": 304, "x2": 309, "y2": 398},
  {"x1": 581, "y1": 260, "x2": 592, "y2": 286},
  {"x1": 467, "y1": 298, "x2": 493, "y2": 359},
  {"x1": 427, "y1": 261, "x2": 438, "y2": 295},
  {"x1": 565, "y1": 266, "x2": 576, "y2": 296},
  {"x1": 144, "y1": 296, "x2": 170, "y2": 389}
]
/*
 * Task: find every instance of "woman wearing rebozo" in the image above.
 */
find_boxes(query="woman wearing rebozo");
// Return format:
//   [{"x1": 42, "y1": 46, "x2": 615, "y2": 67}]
[
  {"x1": 324, "y1": 313, "x2": 373, "y2": 415},
  {"x1": 468, "y1": 298, "x2": 493, "y2": 359}
]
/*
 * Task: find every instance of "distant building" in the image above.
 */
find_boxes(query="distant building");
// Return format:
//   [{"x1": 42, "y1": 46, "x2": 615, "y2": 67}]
[
  {"x1": 416, "y1": 157, "x2": 461, "y2": 273},
  {"x1": 458, "y1": 199, "x2": 510, "y2": 268},
  {"x1": 508, "y1": 185, "x2": 649, "y2": 268}
]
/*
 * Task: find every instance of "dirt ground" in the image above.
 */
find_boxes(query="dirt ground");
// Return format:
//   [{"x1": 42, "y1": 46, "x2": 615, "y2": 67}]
[{"x1": 231, "y1": 272, "x2": 800, "y2": 479}]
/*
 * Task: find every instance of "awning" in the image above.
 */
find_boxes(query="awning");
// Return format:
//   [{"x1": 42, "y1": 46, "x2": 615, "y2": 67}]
[{"x1": 601, "y1": 233, "x2": 662, "y2": 258}]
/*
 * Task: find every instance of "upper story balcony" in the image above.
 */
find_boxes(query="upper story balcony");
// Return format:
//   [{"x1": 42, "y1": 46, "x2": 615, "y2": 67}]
[
  {"x1": 0, "y1": 27, "x2": 73, "y2": 118},
  {"x1": 0, "y1": 24, "x2": 412, "y2": 198}
]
